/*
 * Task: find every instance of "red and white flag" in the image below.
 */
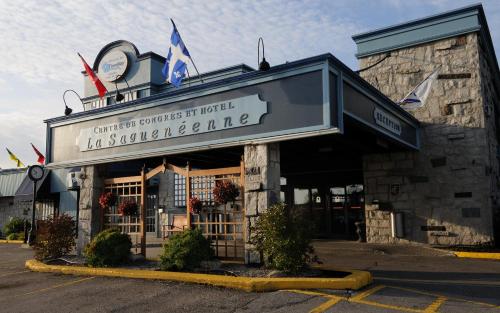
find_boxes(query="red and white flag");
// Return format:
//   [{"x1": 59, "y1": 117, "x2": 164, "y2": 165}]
[
  {"x1": 78, "y1": 53, "x2": 108, "y2": 98},
  {"x1": 31, "y1": 143, "x2": 46, "y2": 165}
]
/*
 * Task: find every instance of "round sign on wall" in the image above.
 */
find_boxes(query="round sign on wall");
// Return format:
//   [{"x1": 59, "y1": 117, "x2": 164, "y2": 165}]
[{"x1": 98, "y1": 50, "x2": 129, "y2": 82}]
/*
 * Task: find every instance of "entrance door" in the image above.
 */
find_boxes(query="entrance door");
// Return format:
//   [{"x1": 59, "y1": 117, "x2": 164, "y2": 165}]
[
  {"x1": 146, "y1": 191, "x2": 158, "y2": 237},
  {"x1": 328, "y1": 184, "x2": 365, "y2": 239}
]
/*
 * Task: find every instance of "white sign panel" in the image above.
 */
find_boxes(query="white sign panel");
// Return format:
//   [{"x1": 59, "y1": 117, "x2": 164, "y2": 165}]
[
  {"x1": 79, "y1": 94, "x2": 267, "y2": 152},
  {"x1": 99, "y1": 50, "x2": 129, "y2": 82},
  {"x1": 374, "y1": 108, "x2": 401, "y2": 135}
]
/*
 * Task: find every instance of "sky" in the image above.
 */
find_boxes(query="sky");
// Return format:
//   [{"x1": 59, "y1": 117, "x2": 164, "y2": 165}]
[{"x1": 0, "y1": 0, "x2": 499, "y2": 169}]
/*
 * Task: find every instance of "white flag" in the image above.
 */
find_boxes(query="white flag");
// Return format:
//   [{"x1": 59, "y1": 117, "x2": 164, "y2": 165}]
[{"x1": 399, "y1": 68, "x2": 439, "y2": 110}]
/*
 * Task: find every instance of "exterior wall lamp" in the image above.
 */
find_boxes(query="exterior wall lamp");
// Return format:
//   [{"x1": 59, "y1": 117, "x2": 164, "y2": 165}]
[
  {"x1": 258, "y1": 37, "x2": 270, "y2": 71},
  {"x1": 114, "y1": 75, "x2": 134, "y2": 103},
  {"x1": 62, "y1": 89, "x2": 84, "y2": 116}
]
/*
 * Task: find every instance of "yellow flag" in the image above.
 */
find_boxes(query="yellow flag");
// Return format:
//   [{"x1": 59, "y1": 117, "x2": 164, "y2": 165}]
[{"x1": 6, "y1": 148, "x2": 25, "y2": 168}]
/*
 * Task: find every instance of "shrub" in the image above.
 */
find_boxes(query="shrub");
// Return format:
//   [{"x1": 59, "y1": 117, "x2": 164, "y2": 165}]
[
  {"x1": 6, "y1": 233, "x2": 19, "y2": 240},
  {"x1": 3, "y1": 217, "x2": 29, "y2": 237},
  {"x1": 251, "y1": 202, "x2": 317, "y2": 274},
  {"x1": 84, "y1": 228, "x2": 132, "y2": 267},
  {"x1": 34, "y1": 214, "x2": 76, "y2": 261},
  {"x1": 160, "y1": 228, "x2": 214, "y2": 271}
]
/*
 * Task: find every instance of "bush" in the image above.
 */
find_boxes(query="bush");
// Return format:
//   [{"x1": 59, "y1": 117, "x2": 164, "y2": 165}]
[
  {"x1": 6, "y1": 232, "x2": 25, "y2": 241},
  {"x1": 251, "y1": 202, "x2": 317, "y2": 274},
  {"x1": 34, "y1": 214, "x2": 76, "y2": 261},
  {"x1": 84, "y1": 228, "x2": 132, "y2": 267},
  {"x1": 3, "y1": 217, "x2": 29, "y2": 237},
  {"x1": 160, "y1": 228, "x2": 214, "y2": 271}
]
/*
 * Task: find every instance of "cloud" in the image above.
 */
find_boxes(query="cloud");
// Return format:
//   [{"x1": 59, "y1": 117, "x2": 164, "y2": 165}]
[{"x1": 0, "y1": 0, "x2": 499, "y2": 169}]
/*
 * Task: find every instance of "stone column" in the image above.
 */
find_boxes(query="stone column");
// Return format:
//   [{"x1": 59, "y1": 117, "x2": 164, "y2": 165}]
[
  {"x1": 77, "y1": 165, "x2": 104, "y2": 254},
  {"x1": 244, "y1": 143, "x2": 280, "y2": 264}
]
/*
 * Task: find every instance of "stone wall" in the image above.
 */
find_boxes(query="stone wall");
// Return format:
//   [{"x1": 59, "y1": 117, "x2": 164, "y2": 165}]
[
  {"x1": 243, "y1": 143, "x2": 280, "y2": 264},
  {"x1": 359, "y1": 33, "x2": 497, "y2": 245},
  {"x1": 77, "y1": 165, "x2": 104, "y2": 253}
]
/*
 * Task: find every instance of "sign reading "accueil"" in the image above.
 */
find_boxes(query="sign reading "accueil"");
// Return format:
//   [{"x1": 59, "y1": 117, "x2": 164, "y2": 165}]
[{"x1": 78, "y1": 94, "x2": 268, "y2": 152}]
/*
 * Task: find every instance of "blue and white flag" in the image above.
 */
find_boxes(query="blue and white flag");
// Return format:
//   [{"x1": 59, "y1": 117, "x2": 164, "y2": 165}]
[
  {"x1": 162, "y1": 19, "x2": 191, "y2": 87},
  {"x1": 399, "y1": 68, "x2": 439, "y2": 110}
]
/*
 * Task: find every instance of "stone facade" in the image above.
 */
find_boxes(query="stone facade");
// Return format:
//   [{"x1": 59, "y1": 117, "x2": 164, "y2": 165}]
[
  {"x1": 243, "y1": 143, "x2": 280, "y2": 263},
  {"x1": 359, "y1": 33, "x2": 499, "y2": 245},
  {"x1": 77, "y1": 165, "x2": 104, "y2": 253}
]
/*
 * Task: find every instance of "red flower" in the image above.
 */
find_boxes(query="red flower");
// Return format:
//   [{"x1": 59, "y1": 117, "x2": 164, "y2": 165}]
[
  {"x1": 213, "y1": 180, "x2": 240, "y2": 205},
  {"x1": 118, "y1": 199, "x2": 139, "y2": 216},
  {"x1": 99, "y1": 192, "x2": 116, "y2": 210},
  {"x1": 190, "y1": 197, "x2": 203, "y2": 214}
]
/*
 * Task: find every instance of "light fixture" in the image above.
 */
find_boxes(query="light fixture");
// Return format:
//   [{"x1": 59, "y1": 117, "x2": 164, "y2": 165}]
[
  {"x1": 258, "y1": 37, "x2": 270, "y2": 71},
  {"x1": 62, "y1": 89, "x2": 84, "y2": 116},
  {"x1": 114, "y1": 75, "x2": 134, "y2": 103}
]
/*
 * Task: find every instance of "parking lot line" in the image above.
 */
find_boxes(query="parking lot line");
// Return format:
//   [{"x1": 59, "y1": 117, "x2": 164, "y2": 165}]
[
  {"x1": 0, "y1": 270, "x2": 29, "y2": 278},
  {"x1": 21, "y1": 276, "x2": 95, "y2": 297},
  {"x1": 423, "y1": 297, "x2": 447, "y2": 312},
  {"x1": 388, "y1": 284, "x2": 500, "y2": 308},
  {"x1": 353, "y1": 299, "x2": 423, "y2": 312},
  {"x1": 309, "y1": 297, "x2": 343, "y2": 313},
  {"x1": 350, "y1": 284, "x2": 386, "y2": 301},
  {"x1": 375, "y1": 275, "x2": 500, "y2": 286}
]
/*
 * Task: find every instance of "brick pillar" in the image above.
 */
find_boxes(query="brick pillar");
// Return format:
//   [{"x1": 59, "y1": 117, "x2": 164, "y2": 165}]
[
  {"x1": 77, "y1": 165, "x2": 104, "y2": 254},
  {"x1": 244, "y1": 143, "x2": 280, "y2": 264}
]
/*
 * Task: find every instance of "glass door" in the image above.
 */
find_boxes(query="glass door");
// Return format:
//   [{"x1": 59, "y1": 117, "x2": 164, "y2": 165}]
[{"x1": 329, "y1": 187, "x2": 347, "y2": 237}]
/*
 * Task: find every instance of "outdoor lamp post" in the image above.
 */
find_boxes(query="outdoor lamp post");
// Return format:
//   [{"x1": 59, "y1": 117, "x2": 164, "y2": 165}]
[{"x1": 27, "y1": 165, "x2": 44, "y2": 245}]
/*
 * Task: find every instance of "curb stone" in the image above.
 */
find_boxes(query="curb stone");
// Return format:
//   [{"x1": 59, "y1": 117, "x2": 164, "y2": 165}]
[{"x1": 25, "y1": 259, "x2": 372, "y2": 292}]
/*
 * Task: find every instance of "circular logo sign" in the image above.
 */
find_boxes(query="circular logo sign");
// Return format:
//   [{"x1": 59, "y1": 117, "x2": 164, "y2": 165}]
[{"x1": 98, "y1": 50, "x2": 129, "y2": 82}]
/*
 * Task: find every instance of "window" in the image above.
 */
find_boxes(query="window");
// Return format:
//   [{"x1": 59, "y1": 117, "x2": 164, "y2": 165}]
[{"x1": 174, "y1": 173, "x2": 186, "y2": 207}]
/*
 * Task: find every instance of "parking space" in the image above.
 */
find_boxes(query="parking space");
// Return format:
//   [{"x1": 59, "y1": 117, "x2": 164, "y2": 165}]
[{"x1": 1, "y1": 244, "x2": 500, "y2": 313}]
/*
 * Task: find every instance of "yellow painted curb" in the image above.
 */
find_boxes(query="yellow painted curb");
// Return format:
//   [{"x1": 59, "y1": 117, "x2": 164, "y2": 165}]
[
  {"x1": 455, "y1": 252, "x2": 500, "y2": 260},
  {"x1": 25, "y1": 259, "x2": 372, "y2": 292},
  {"x1": 0, "y1": 239, "x2": 24, "y2": 244}
]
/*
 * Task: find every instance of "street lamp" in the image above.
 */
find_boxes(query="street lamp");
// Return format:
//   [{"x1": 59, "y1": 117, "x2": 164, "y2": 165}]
[
  {"x1": 114, "y1": 75, "x2": 134, "y2": 104},
  {"x1": 258, "y1": 37, "x2": 270, "y2": 71}
]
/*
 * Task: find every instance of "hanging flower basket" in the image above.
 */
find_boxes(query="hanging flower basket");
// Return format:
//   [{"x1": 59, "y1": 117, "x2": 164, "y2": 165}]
[
  {"x1": 98, "y1": 192, "x2": 116, "y2": 210},
  {"x1": 213, "y1": 180, "x2": 240, "y2": 205},
  {"x1": 118, "y1": 199, "x2": 139, "y2": 217},
  {"x1": 189, "y1": 197, "x2": 203, "y2": 214}
]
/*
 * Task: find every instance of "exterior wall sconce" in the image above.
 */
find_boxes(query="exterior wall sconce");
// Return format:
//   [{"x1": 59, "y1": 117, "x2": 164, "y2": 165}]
[
  {"x1": 258, "y1": 37, "x2": 270, "y2": 71},
  {"x1": 63, "y1": 89, "x2": 84, "y2": 116},
  {"x1": 114, "y1": 75, "x2": 133, "y2": 104}
]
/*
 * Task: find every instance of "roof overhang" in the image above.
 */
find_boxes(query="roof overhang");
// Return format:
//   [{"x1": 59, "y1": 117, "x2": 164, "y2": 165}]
[{"x1": 45, "y1": 54, "x2": 420, "y2": 169}]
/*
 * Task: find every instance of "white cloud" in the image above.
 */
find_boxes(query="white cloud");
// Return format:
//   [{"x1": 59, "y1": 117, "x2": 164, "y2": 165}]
[{"x1": 0, "y1": 0, "x2": 499, "y2": 168}]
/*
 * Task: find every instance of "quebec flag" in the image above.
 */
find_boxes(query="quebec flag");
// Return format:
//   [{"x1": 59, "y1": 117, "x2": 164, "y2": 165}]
[
  {"x1": 399, "y1": 68, "x2": 439, "y2": 110},
  {"x1": 162, "y1": 19, "x2": 191, "y2": 87}
]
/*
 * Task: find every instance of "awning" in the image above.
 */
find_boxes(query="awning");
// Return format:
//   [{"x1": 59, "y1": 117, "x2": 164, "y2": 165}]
[{"x1": 14, "y1": 169, "x2": 50, "y2": 201}]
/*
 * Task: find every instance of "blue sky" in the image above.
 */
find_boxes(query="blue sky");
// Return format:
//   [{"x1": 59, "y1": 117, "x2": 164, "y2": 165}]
[{"x1": 0, "y1": 0, "x2": 499, "y2": 169}]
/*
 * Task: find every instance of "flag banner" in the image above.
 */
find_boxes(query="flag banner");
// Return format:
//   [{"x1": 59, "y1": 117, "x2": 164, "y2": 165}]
[
  {"x1": 6, "y1": 148, "x2": 25, "y2": 168},
  {"x1": 31, "y1": 143, "x2": 46, "y2": 165},
  {"x1": 78, "y1": 53, "x2": 108, "y2": 98},
  {"x1": 162, "y1": 19, "x2": 191, "y2": 87},
  {"x1": 399, "y1": 68, "x2": 439, "y2": 110}
]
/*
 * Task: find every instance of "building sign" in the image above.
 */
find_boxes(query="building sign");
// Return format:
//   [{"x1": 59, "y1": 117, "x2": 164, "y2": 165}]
[
  {"x1": 374, "y1": 108, "x2": 401, "y2": 135},
  {"x1": 99, "y1": 50, "x2": 129, "y2": 82},
  {"x1": 78, "y1": 94, "x2": 268, "y2": 152}
]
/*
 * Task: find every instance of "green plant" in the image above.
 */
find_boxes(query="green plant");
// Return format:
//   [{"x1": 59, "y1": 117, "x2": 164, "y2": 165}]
[
  {"x1": 3, "y1": 217, "x2": 29, "y2": 237},
  {"x1": 159, "y1": 228, "x2": 214, "y2": 271},
  {"x1": 6, "y1": 233, "x2": 19, "y2": 240},
  {"x1": 84, "y1": 228, "x2": 132, "y2": 267},
  {"x1": 34, "y1": 214, "x2": 76, "y2": 261},
  {"x1": 251, "y1": 202, "x2": 317, "y2": 274}
]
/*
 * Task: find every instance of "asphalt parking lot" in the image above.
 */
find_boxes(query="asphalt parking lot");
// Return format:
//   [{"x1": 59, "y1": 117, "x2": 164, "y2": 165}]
[{"x1": 1, "y1": 243, "x2": 499, "y2": 312}]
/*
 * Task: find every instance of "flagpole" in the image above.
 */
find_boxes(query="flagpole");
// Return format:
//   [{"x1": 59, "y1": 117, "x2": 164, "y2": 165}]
[{"x1": 170, "y1": 18, "x2": 204, "y2": 84}]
